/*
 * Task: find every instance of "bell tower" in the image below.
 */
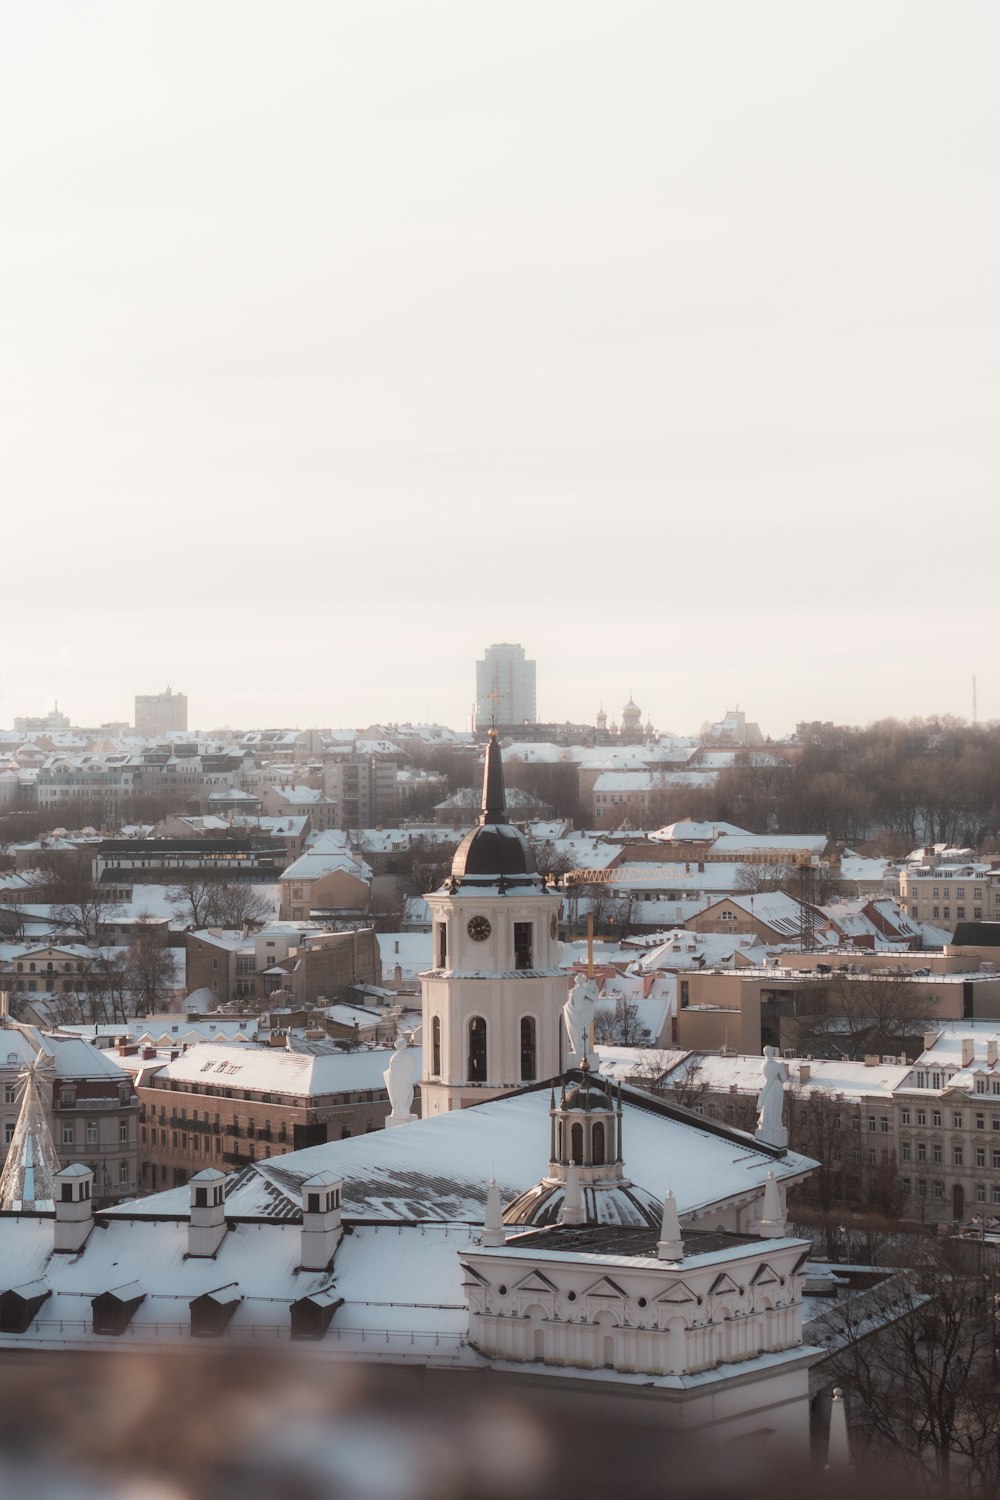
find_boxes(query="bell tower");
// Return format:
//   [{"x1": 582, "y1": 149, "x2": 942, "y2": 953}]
[{"x1": 422, "y1": 732, "x2": 566, "y2": 1115}]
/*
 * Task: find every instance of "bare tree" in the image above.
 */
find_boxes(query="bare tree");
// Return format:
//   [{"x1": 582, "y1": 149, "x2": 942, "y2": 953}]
[
  {"x1": 168, "y1": 877, "x2": 223, "y2": 929},
  {"x1": 124, "y1": 922, "x2": 178, "y2": 1014},
  {"x1": 824, "y1": 1235, "x2": 1000, "y2": 1493},
  {"x1": 52, "y1": 888, "x2": 123, "y2": 946},
  {"x1": 592, "y1": 997, "x2": 651, "y2": 1046},
  {"x1": 735, "y1": 860, "x2": 790, "y2": 895},
  {"x1": 790, "y1": 971, "x2": 937, "y2": 1061},
  {"x1": 206, "y1": 883, "x2": 275, "y2": 931}
]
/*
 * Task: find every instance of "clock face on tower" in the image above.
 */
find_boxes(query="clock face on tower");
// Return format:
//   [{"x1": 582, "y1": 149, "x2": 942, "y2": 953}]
[{"x1": 467, "y1": 915, "x2": 492, "y2": 942}]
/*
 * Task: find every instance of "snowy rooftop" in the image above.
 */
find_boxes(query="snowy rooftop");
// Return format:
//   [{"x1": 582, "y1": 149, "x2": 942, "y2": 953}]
[
  {"x1": 110, "y1": 1081, "x2": 815, "y2": 1227},
  {"x1": 148, "y1": 1042, "x2": 413, "y2": 1098}
]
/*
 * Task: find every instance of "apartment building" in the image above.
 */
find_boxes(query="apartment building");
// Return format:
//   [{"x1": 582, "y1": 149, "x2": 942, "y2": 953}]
[
  {"x1": 475, "y1": 642, "x2": 536, "y2": 727},
  {"x1": 621, "y1": 1024, "x2": 1000, "y2": 1227},
  {"x1": 0, "y1": 1020, "x2": 139, "y2": 1203},
  {"x1": 185, "y1": 923, "x2": 377, "y2": 1007},
  {"x1": 135, "y1": 687, "x2": 188, "y2": 737},
  {"x1": 137, "y1": 1043, "x2": 400, "y2": 1189},
  {"x1": 323, "y1": 748, "x2": 401, "y2": 829},
  {"x1": 898, "y1": 859, "x2": 1000, "y2": 928}
]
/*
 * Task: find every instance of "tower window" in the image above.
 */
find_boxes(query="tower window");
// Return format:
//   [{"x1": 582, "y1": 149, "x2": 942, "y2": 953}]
[
  {"x1": 520, "y1": 1016, "x2": 536, "y2": 1082},
  {"x1": 432, "y1": 1016, "x2": 441, "y2": 1077},
  {"x1": 468, "y1": 1017, "x2": 487, "y2": 1083},
  {"x1": 514, "y1": 922, "x2": 533, "y2": 970},
  {"x1": 592, "y1": 1121, "x2": 606, "y2": 1166},
  {"x1": 436, "y1": 922, "x2": 447, "y2": 969},
  {"x1": 570, "y1": 1122, "x2": 584, "y2": 1166}
]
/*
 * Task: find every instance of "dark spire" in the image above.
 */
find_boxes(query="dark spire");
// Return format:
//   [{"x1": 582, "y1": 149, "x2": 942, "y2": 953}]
[{"x1": 480, "y1": 728, "x2": 507, "y2": 826}]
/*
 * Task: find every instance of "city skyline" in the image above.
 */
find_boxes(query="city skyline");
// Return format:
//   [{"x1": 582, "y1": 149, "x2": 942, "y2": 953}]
[{"x1": 3, "y1": 3, "x2": 997, "y2": 739}]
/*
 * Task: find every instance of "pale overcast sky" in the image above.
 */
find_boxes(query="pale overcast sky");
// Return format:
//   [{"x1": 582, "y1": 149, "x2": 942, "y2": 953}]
[{"x1": 3, "y1": 2, "x2": 997, "y2": 737}]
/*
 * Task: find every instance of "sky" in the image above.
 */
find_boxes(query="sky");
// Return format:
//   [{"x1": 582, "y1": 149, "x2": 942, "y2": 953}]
[{"x1": 2, "y1": 2, "x2": 998, "y2": 739}]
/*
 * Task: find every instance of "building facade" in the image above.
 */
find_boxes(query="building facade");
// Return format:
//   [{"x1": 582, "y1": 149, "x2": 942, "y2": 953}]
[
  {"x1": 475, "y1": 643, "x2": 536, "y2": 728},
  {"x1": 134, "y1": 687, "x2": 188, "y2": 738}
]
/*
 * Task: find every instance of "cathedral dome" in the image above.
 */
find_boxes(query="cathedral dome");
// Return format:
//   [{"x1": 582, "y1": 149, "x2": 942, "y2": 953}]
[{"x1": 450, "y1": 731, "x2": 538, "y2": 887}]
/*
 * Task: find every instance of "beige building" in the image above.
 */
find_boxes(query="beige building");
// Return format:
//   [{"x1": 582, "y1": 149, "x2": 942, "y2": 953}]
[
  {"x1": 134, "y1": 687, "x2": 188, "y2": 738},
  {"x1": 278, "y1": 847, "x2": 371, "y2": 921},
  {"x1": 137, "y1": 1042, "x2": 401, "y2": 1189},
  {"x1": 898, "y1": 858, "x2": 1000, "y2": 927}
]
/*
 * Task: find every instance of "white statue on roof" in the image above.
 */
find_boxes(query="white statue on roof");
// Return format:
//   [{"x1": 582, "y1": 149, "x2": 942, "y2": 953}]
[
  {"x1": 563, "y1": 973, "x2": 598, "y2": 1065},
  {"x1": 384, "y1": 1034, "x2": 417, "y2": 1127},
  {"x1": 755, "y1": 1045, "x2": 788, "y2": 1148}
]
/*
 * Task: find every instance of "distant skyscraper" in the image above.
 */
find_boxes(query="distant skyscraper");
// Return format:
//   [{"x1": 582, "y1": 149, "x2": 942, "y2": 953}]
[
  {"x1": 134, "y1": 686, "x2": 188, "y2": 738},
  {"x1": 475, "y1": 644, "x2": 536, "y2": 727}
]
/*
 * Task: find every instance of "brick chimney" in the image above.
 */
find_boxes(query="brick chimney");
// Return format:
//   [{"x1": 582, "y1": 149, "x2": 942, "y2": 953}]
[{"x1": 962, "y1": 1038, "x2": 975, "y2": 1067}]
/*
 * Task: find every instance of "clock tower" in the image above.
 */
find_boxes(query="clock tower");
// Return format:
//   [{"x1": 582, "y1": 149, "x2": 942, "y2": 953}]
[{"x1": 421, "y1": 731, "x2": 566, "y2": 1115}]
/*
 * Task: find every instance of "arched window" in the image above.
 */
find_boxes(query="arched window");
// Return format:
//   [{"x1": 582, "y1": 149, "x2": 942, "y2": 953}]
[
  {"x1": 592, "y1": 1121, "x2": 606, "y2": 1166},
  {"x1": 431, "y1": 1016, "x2": 441, "y2": 1076},
  {"x1": 468, "y1": 1017, "x2": 487, "y2": 1083},
  {"x1": 520, "y1": 1016, "x2": 536, "y2": 1082},
  {"x1": 571, "y1": 1122, "x2": 584, "y2": 1165}
]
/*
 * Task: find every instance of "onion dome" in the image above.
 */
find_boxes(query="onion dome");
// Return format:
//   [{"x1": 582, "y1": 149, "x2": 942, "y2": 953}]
[{"x1": 449, "y1": 731, "x2": 538, "y2": 888}]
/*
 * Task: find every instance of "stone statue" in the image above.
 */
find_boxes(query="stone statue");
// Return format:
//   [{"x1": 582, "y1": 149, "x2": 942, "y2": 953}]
[
  {"x1": 384, "y1": 1035, "x2": 416, "y2": 1125},
  {"x1": 563, "y1": 973, "x2": 598, "y2": 1063},
  {"x1": 756, "y1": 1045, "x2": 788, "y2": 1146}
]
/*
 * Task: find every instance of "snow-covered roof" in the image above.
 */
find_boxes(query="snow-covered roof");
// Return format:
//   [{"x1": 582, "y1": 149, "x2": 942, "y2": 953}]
[
  {"x1": 648, "y1": 820, "x2": 750, "y2": 843},
  {"x1": 279, "y1": 851, "x2": 372, "y2": 884},
  {"x1": 148, "y1": 1042, "x2": 410, "y2": 1098},
  {"x1": 112, "y1": 1080, "x2": 813, "y2": 1228}
]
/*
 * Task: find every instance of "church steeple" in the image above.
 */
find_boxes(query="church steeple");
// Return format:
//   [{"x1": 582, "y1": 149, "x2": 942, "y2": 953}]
[{"x1": 481, "y1": 729, "x2": 507, "y2": 826}]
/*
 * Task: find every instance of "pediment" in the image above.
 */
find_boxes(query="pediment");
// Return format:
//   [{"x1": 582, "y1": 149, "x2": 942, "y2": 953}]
[
  {"x1": 512, "y1": 1269, "x2": 559, "y2": 1295},
  {"x1": 581, "y1": 1275, "x2": 627, "y2": 1300},
  {"x1": 459, "y1": 1262, "x2": 491, "y2": 1288},
  {"x1": 750, "y1": 1263, "x2": 781, "y2": 1287},
  {"x1": 654, "y1": 1280, "x2": 698, "y2": 1305},
  {"x1": 708, "y1": 1272, "x2": 740, "y2": 1296}
]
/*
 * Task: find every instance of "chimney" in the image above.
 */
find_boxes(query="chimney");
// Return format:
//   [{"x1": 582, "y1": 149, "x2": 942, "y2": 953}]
[
  {"x1": 54, "y1": 1164, "x2": 95, "y2": 1253},
  {"x1": 188, "y1": 1169, "x2": 228, "y2": 1257},
  {"x1": 301, "y1": 1171, "x2": 343, "y2": 1270},
  {"x1": 923, "y1": 1032, "x2": 938, "y2": 1055},
  {"x1": 962, "y1": 1038, "x2": 975, "y2": 1068},
  {"x1": 799, "y1": 1062, "x2": 811, "y2": 1084},
  {"x1": 988, "y1": 1038, "x2": 998, "y2": 1067}
]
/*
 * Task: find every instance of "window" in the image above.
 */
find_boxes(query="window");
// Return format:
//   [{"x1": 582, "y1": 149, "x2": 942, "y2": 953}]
[
  {"x1": 932, "y1": 907, "x2": 940, "y2": 919},
  {"x1": 4, "y1": 1123, "x2": 13, "y2": 1145},
  {"x1": 468, "y1": 1017, "x2": 488, "y2": 1084},
  {"x1": 933, "y1": 1182, "x2": 944, "y2": 1200},
  {"x1": 436, "y1": 922, "x2": 447, "y2": 969},
  {"x1": 119, "y1": 1119, "x2": 128, "y2": 1144},
  {"x1": 957, "y1": 907, "x2": 965, "y2": 919},
  {"x1": 431, "y1": 1016, "x2": 441, "y2": 1077},
  {"x1": 917, "y1": 1110, "x2": 926, "y2": 1126},
  {"x1": 570, "y1": 1122, "x2": 584, "y2": 1165},
  {"x1": 901, "y1": 1108, "x2": 911, "y2": 1125},
  {"x1": 3, "y1": 1086, "x2": 15, "y2": 1105},
  {"x1": 977, "y1": 1147, "x2": 986, "y2": 1167},
  {"x1": 520, "y1": 1016, "x2": 536, "y2": 1082},
  {"x1": 867, "y1": 1118, "x2": 876, "y2": 1133},
  {"x1": 513, "y1": 923, "x2": 533, "y2": 970},
  {"x1": 953, "y1": 1114, "x2": 963, "y2": 1129},
  {"x1": 994, "y1": 1187, "x2": 1000, "y2": 1205},
  {"x1": 976, "y1": 1114, "x2": 985, "y2": 1130},
  {"x1": 901, "y1": 1142, "x2": 911, "y2": 1161},
  {"x1": 933, "y1": 1143, "x2": 942, "y2": 1164},
  {"x1": 993, "y1": 1150, "x2": 1000, "y2": 1170},
  {"x1": 119, "y1": 1159, "x2": 128, "y2": 1185},
  {"x1": 932, "y1": 1110, "x2": 942, "y2": 1127},
  {"x1": 976, "y1": 1183, "x2": 987, "y2": 1203},
  {"x1": 86, "y1": 1121, "x2": 98, "y2": 1145},
  {"x1": 953, "y1": 1146, "x2": 963, "y2": 1167},
  {"x1": 880, "y1": 1118, "x2": 889, "y2": 1134},
  {"x1": 592, "y1": 1121, "x2": 606, "y2": 1166},
  {"x1": 917, "y1": 1143, "x2": 927, "y2": 1163}
]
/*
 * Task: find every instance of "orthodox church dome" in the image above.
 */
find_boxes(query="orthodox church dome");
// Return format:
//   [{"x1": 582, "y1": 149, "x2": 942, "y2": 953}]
[{"x1": 449, "y1": 731, "x2": 538, "y2": 887}]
